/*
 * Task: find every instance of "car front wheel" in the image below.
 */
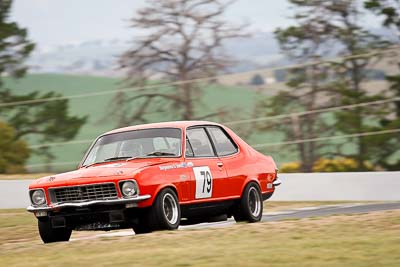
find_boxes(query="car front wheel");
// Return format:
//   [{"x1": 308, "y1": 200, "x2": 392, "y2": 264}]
[
  {"x1": 133, "y1": 188, "x2": 181, "y2": 234},
  {"x1": 234, "y1": 182, "x2": 263, "y2": 223},
  {"x1": 38, "y1": 219, "x2": 72, "y2": 243}
]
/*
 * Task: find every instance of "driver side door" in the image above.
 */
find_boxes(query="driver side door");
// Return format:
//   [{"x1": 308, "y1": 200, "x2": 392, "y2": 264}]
[{"x1": 185, "y1": 127, "x2": 229, "y2": 202}]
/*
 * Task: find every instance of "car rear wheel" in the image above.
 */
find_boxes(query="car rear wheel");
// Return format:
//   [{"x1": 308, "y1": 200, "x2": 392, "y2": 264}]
[
  {"x1": 133, "y1": 188, "x2": 180, "y2": 234},
  {"x1": 234, "y1": 182, "x2": 263, "y2": 223},
  {"x1": 38, "y1": 219, "x2": 72, "y2": 243}
]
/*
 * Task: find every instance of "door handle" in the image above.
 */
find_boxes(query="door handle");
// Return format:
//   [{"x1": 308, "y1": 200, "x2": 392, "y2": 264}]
[{"x1": 217, "y1": 162, "x2": 223, "y2": 168}]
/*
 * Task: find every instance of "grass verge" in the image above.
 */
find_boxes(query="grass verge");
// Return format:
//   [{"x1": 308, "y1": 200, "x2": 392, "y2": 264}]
[{"x1": 0, "y1": 208, "x2": 399, "y2": 266}]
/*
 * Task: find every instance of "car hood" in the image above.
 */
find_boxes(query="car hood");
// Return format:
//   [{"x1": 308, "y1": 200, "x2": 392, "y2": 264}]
[{"x1": 31, "y1": 160, "x2": 174, "y2": 186}]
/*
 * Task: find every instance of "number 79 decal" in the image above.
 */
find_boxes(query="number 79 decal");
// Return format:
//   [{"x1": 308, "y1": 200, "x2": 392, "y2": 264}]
[{"x1": 193, "y1": 166, "x2": 213, "y2": 199}]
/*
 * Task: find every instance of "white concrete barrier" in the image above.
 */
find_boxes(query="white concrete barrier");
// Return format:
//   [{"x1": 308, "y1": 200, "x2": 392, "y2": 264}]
[
  {"x1": 0, "y1": 172, "x2": 399, "y2": 209},
  {"x1": 0, "y1": 180, "x2": 32, "y2": 209},
  {"x1": 271, "y1": 171, "x2": 400, "y2": 201}
]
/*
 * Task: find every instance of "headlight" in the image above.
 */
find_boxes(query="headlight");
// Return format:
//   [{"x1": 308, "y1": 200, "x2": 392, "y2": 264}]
[
  {"x1": 120, "y1": 180, "x2": 139, "y2": 198},
  {"x1": 31, "y1": 189, "x2": 46, "y2": 205}
]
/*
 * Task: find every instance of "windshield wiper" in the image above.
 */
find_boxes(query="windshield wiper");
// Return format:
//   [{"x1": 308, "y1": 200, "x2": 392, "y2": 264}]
[
  {"x1": 145, "y1": 151, "x2": 177, "y2": 157},
  {"x1": 104, "y1": 156, "x2": 131, "y2": 162},
  {"x1": 83, "y1": 161, "x2": 106, "y2": 168},
  {"x1": 83, "y1": 156, "x2": 131, "y2": 168},
  {"x1": 84, "y1": 153, "x2": 176, "y2": 167}
]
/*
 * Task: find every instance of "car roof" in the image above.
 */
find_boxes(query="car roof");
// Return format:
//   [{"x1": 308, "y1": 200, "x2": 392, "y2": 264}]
[{"x1": 103, "y1": 121, "x2": 223, "y2": 135}]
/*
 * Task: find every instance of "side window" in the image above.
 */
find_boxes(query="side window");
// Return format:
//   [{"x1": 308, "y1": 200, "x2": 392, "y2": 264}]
[
  {"x1": 207, "y1": 127, "x2": 238, "y2": 156},
  {"x1": 186, "y1": 128, "x2": 215, "y2": 157},
  {"x1": 185, "y1": 139, "x2": 194, "y2": 157}
]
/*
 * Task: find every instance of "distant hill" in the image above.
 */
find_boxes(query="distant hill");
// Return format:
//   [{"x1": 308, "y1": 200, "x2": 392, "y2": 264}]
[
  {"x1": 27, "y1": 28, "x2": 397, "y2": 82},
  {"x1": 28, "y1": 33, "x2": 282, "y2": 76}
]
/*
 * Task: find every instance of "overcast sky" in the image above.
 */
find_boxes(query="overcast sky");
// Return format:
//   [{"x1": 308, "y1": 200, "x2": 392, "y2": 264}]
[
  {"x1": 11, "y1": 0, "x2": 381, "y2": 49},
  {"x1": 10, "y1": 0, "x2": 292, "y2": 48}
]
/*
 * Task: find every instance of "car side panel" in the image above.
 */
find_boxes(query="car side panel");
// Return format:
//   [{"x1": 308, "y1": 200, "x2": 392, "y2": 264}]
[
  {"x1": 220, "y1": 126, "x2": 277, "y2": 197},
  {"x1": 132, "y1": 162, "x2": 191, "y2": 208},
  {"x1": 222, "y1": 153, "x2": 276, "y2": 196},
  {"x1": 219, "y1": 152, "x2": 251, "y2": 198},
  {"x1": 186, "y1": 158, "x2": 229, "y2": 201}
]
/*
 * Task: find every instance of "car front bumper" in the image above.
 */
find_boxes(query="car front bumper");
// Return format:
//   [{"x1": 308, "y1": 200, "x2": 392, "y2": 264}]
[{"x1": 27, "y1": 194, "x2": 151, "y2": 213}]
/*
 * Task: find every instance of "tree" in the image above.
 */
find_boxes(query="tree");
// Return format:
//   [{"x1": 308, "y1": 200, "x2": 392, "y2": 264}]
[
  {"x1": 0, "y1": 0, "x2": 87, "y2": 169},
  {"x1": 116, "y1": 0, "x2": 246, "y2": 126},
  {"x1": 0, "y1": 121, "x2": 30, "y2": 173},
  {"x1": 257, "y1": 0, "x2": 393, "y2": 172},
  {"x1": 365, "y1": 0, "x2": 400, "y2": 116},
  {"x1": 0, "y1": 0, "x2": 34, "y2": 85},
  {"x1": 364, "y1": 0, "x2": 400, "y2": 169},
  {"x1": 321, "y1": 1, "x2": 391, "y2": 170},
  {"x1": 364, "y1": 0, "x2": 400, "y2": 31},
  {"x1": 256, "y1": 1, "x2": 343, "y2": 172}
]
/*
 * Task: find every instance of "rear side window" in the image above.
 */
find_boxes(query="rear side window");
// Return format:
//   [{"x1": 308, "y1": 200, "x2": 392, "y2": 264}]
[
  {"x1": 186, "y1": 128, "x2": 215, "y2": 157},
  {"x1": 207, "y1": 127, "x2": 238, "y2": 156}
]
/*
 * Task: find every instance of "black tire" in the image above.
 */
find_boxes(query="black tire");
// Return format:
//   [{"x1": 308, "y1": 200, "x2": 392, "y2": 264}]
[
  {"x1": 133, "y1": 188, "x2": 180, "y2": 234},
  {"x1": 233, "y1": 182, "x2": 263, "y2": 223},
  {"x1": 132, "y1": 223, "x2": 152, "y2": 234},
  {"x1": 38, "y1": 219, "x2": 72, "y2": 243}
]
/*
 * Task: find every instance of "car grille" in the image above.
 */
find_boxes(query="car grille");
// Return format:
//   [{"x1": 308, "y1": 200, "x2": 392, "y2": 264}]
[{"x1": 52, "y1": 183, "x2": 118, "y2": 203}]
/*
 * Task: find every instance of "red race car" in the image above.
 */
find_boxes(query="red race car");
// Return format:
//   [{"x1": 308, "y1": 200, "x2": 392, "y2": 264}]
[{"x1": 27, "y1": 121, "x2": 281, "y2": 243}]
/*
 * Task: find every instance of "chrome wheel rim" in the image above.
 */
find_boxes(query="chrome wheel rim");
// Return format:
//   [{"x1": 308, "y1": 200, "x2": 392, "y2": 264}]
[
  {"x1": 248, "y1": 187, "x2": 261, "y2": 217},
  {"x1": 162, "y1": 193, "x2": 178, "y2": 225}
]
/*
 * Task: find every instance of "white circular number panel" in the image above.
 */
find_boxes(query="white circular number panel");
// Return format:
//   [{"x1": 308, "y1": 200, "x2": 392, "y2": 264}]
[{"x1": 193, "y1": 166, "x2": 213, "y2": 199}]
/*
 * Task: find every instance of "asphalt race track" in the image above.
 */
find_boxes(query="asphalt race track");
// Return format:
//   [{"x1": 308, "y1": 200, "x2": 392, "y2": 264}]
[
  {"x1": 183, "y1": 202, "x2": 400, "y2": 229},
  {"x1": 262, "y1": 202, "x2": 400, "y2": 221},
  {"x1": 71, "y1": 202, "x2": 400, "y2": 241}
]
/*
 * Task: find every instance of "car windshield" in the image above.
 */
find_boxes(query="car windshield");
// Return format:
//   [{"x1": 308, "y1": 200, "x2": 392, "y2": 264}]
[{"x1": 82, "y1": 128, "x2": 182, "y2": 167}]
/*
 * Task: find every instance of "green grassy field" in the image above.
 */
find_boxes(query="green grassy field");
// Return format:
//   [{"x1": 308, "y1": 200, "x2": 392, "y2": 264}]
[
  {"x1": 3, "y1": 73, "x2": 374, "y2": 173},
  {"x1": 4, "y1": 74, "x2": 271, "y2": 172},
  {"x1": 0, "y1": 208, "x2": 399, "y2": 266}
]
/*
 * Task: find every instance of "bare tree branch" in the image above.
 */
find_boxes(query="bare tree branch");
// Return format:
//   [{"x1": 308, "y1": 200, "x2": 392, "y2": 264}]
[{"x1": 111, "y1": 0, "x2": 247, "y2": 126}]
